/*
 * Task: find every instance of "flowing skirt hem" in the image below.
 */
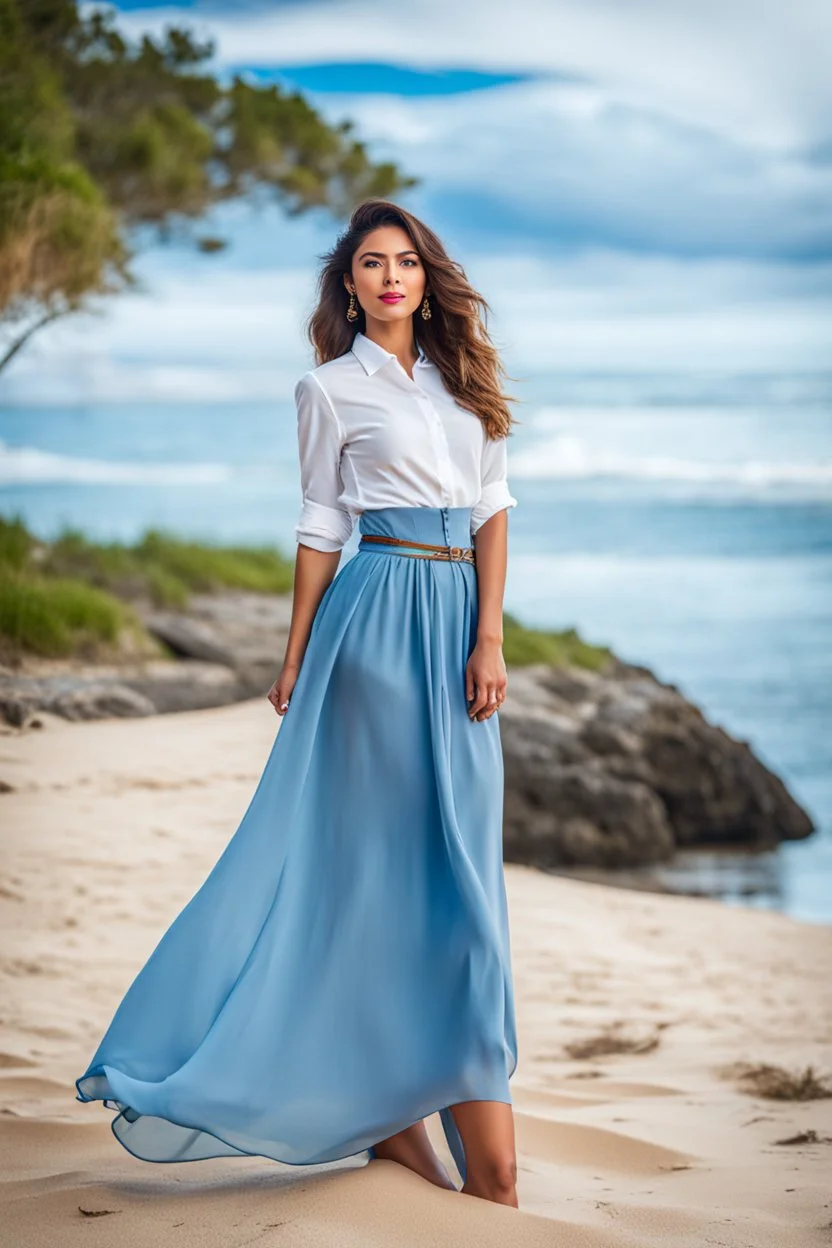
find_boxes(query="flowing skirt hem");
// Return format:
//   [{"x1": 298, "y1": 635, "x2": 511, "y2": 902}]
[{"x1": 75, "y1": 1057, "x2": 517, "y2": 1183}]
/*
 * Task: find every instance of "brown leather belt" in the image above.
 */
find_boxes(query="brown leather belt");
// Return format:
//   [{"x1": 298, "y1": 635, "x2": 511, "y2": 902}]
[{"x1": 359, "y1": 534, "x2": 476, "y2": 563}]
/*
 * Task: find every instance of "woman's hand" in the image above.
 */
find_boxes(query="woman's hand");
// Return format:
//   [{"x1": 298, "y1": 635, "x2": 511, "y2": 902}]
[
  {"x1": 267, "y1": 663, "x2": 301, "y2": 716},
  {"x1": 465, "y1": 639, "x2": 507, "y2": 722}
]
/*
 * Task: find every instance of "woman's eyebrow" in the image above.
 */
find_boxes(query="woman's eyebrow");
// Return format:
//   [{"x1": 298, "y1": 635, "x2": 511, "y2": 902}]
[{"x1": 357, "y1": 249, "x2": 420, "y2": 260}]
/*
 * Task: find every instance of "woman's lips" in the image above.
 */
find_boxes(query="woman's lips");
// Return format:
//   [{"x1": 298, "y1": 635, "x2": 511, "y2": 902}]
[{"x1": 380, "y1": 294, "x2": 405, "y2": 303}]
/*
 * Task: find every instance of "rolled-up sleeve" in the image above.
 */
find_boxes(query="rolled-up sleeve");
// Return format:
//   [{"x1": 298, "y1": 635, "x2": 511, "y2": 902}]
[
  {"x1": 471, "y1": 431, "x2": 518, "y2": 534},
  {"x1": 294, "y1": 372, "x2": 355, "y2": 552}
]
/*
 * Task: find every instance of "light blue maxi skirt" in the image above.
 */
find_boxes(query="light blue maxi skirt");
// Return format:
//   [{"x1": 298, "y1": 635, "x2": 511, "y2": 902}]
[{"x1": 75, "y1": 505, "x2": 518, "y2": 1185}]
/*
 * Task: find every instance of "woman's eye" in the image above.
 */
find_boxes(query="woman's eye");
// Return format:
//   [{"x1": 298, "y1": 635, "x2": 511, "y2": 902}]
[{"x1": 362, "y1": 258, "x2": 419, "y2": 268}]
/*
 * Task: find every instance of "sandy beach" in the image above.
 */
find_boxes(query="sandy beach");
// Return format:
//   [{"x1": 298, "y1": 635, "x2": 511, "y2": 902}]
[{"x1": 1, "y1": 699, "x2": 830, "y2": 1247}]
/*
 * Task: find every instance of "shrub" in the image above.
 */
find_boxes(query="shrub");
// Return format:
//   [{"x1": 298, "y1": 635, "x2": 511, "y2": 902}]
[
  {"x1": 0, "y1": 572, "x2": 130, "y2": 657},
  {"x1": 503, "y1": 613, "x2": 609, "y2": 671}
]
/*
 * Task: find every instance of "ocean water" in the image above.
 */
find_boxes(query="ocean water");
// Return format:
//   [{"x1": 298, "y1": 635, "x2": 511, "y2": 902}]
[{"x1": 2, "y1": 370, "x2": 830, "y2": 924}]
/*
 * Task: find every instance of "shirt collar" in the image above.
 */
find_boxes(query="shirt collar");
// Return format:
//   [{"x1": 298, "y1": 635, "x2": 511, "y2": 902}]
[{"x1": 351, "y1": 330, "x2": 428, "y2": 376}]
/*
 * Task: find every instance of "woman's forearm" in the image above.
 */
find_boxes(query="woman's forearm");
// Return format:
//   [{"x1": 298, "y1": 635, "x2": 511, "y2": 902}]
[
  {"x1": 472, "y1": 510, "x2": 508, "y2": 644},
  {"x1": 282, "y1": 544, "x2": 342, "y2": 668}
]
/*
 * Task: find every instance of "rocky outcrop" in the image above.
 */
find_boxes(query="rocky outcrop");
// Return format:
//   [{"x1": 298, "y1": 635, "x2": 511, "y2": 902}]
[
  {"x1": 141, "y1": 592, "x2": 293, "y2": 684},
  {"x1": 499, "y1": 662, "x2": 814, "y2": 868},
  {"x1": 0, "y1": 592, "x2": 291, "y2": 727},
  {"x1": 0, "y1": 591, "x2": 815, "y2": 867},
  {"x1": 0, "y1": 661, "x2": 255, "y2": 725},
  {"x1": 0, "y1": 679, "x2": 157, "y2": 726}
]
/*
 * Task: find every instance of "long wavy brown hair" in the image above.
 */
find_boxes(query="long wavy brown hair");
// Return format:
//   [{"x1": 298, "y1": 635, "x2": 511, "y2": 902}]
[{"x1": 304, "y1": 199, "x2": 520, "y2": 440}]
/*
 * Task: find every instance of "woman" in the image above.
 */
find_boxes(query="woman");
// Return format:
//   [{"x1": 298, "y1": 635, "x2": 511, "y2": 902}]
[{"x1": 75, "y1": 199, "x2": 520, "y2": 1209}]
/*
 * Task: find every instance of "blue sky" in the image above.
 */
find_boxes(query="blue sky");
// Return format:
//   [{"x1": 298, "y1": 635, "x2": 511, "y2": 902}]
[{"x1": 5, "y1": 0, "x2": 831, "y2": 403}]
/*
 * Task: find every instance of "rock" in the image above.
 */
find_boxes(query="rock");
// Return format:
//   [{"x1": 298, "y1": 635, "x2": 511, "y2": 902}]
[
  {"x1": 140, "y1": 614, "x2": 234, "y2": 665},
  {"x1": 119, "y1": 660, "x2": 259, "y2": 715},
  {"x1": 0, "y1": 661, "x2": 258, "y2": 722},
  {"x1": 500, "y1": 662, "x2": 814, "y2": 869},
  {"x1": 0, "y1": 697, "x2": 31, "y2": 729},
  {"x1": 0, "y1": 591, "x2": 289, "y2": 724},
  {"x1": 0, "y1": 680, "x2": 155, "y2": 724},
  {"x1": 601, "y1": 686, "x2": 813, "y2": 847},
  {"x1": 140, "y1": 592, "x2": 292, "y2": 689},
  {"x1": 50, "y1": 684, "x2": 156, "y2": 721},
  {"x1": 504, "y1": 759, "x2": 675, "y2": 869}
]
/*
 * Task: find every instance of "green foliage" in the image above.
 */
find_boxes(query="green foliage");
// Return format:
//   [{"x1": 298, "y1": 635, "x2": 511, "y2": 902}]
[
  {"x1": 0, "y1": 0, "x2": 417, "y2": 362},
  {"x1": 0, "y1": 514, "x2": 296, "y2": 658},
  {"x1": 0, "y1": 514, "x2": 133, "y2": 657},
  {"x1": 502, "y1": 612, "x2": 610, "y2": 671},
  {"x1": 0, "y1": 572, "x2": 131, "y2": 657},
  {"x1": 0, "y1": 0, "x2": 128, "y2": 329},
  {"x1": 42, "y1": 526, "x2": 295, "y2": 605},
  {"x1": 80, "y1": 98, "x2": 217, "y2": 222},
  {"x1": 0, "y1": 514, "x2": 32, "y2": 570},
  {"x1": 133, "y1": 531, "x2": 296, "y2": 598},
  {"x1": 0, "y1": 150, "x2": 128, "y2": 311}
]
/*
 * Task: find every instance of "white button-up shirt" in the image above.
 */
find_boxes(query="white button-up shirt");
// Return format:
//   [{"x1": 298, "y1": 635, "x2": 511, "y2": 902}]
[{"x1": 294, "y1": 330, "x2": 518, "y2": 552}]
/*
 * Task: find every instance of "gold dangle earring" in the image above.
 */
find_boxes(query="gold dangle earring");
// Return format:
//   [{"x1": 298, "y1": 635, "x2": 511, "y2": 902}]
[
  {"x1": 346, "y1": 289, "x2": 359, "y2": 322},
  {"x1": 420, "y1": 293, "x2": 431, "y2": 321}
]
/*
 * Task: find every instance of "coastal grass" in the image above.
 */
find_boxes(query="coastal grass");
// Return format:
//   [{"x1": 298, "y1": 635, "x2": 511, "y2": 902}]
[
  {"x1": 0, "y1": 517, "x2": 140, "y2": 659},
  {"x1": 0, "y1": 516, "x2": 32, "y2": 572},
  {"x1": 0, "y1": 573, "x2": 135, "y2": 659},
  {"x1": 0, "y1": 516, "x2": 609, "y2": 669},
  {"x1": 43, "y1": 528, "x2": 296, "y2": 606},
  {"x1": 503, "y1": 612, "x2": 609, "y2": 671}
]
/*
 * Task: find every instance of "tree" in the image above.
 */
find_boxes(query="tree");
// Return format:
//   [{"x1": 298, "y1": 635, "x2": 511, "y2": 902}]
[{"x1": 0, "y1": 0, "x2": 418, "y2": 372}]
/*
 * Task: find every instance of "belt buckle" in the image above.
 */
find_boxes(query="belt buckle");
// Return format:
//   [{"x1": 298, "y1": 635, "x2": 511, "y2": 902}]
[{"x1": 449, "y1": 546, "x2": 462, "y2": 560}]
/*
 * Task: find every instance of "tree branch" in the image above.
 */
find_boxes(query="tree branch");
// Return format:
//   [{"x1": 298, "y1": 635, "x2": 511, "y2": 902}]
[{"x1": 0, "y1": 308, "x2": 68, "y2": 376}]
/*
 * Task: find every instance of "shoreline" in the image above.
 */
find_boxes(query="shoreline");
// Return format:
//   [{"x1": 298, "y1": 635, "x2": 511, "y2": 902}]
[
  {"x1": 1, "y1": 663, "x2": 823, "y2": 920},
  {"x1": 2, "y1": 697, "x2": 831, "y2": 1244},
  {"x1": 0, "y1": 517, "x2": 819, "y2": 912}
]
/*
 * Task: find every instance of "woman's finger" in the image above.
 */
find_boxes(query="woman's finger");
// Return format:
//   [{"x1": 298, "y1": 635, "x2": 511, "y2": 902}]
[{"x1": 468, "y1": 679, "x2": 486, "y2": 718}]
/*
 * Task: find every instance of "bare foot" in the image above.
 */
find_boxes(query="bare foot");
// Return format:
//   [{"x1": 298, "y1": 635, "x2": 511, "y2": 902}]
[{"x1": 370, "y1": 1120, "x2": 458, "y2": 1191}]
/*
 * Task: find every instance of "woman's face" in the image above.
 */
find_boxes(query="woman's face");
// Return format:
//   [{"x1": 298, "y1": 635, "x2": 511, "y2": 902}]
[{"x1": 346, "y1": 224, "x2": 427, "y2": 328}]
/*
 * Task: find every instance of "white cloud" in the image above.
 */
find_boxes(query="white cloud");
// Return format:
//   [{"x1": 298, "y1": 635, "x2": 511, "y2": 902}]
[
  {"x1": 475, "y1": 250, "x2": 832, "y2": 374},
  {"x1": 114, "y1": 0, "x2": 832, "y2": 150}
]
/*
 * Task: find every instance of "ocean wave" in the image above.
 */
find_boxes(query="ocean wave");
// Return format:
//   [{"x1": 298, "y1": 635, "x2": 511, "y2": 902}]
[
  {"x1": 0, "y1": 441, "x2": 232, "y2": 487},
  {"x1": 511, "y1": 436, "x2": 832, "y2": 492}
]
